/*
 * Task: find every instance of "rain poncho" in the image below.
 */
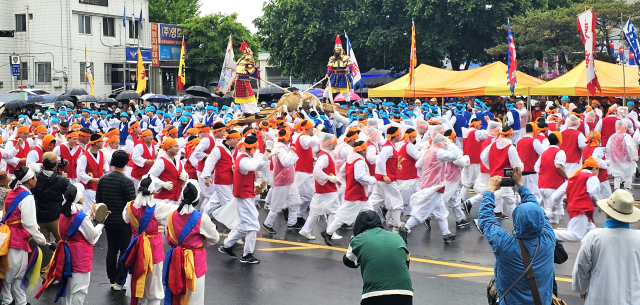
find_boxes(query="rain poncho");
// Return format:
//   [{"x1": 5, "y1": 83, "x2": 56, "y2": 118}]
[{"x1": 606, "y1": 120, "x2": 638, "y2": 185}]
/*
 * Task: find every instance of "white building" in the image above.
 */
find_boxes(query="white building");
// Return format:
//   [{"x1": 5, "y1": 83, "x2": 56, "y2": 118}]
[{"x1": 0, "y1": 0, "x2": 151, "y2": 96}]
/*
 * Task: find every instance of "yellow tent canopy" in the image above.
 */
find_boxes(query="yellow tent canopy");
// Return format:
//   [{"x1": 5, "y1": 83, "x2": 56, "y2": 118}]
[
  {"x1": 368, "y1": 64, "x2": 458, "y2": 98},
  {"x1": 368, "y1": 62, "x2": 545, "y2": 97},
  {"x1": 530, "y1": 60, "x2": 640, "y2": 96}
]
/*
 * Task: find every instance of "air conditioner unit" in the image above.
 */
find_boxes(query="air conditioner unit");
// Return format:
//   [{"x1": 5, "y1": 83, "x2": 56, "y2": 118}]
[{"x1": 52, "y1": 78, "x2": 62, "y2": 89}]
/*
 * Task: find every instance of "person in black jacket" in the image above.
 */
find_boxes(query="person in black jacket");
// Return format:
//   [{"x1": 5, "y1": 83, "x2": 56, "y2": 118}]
[
  {"x1": 31, "y1": 152, "x2": 71, "y2": 279},
  {"x1": 96, "y1": 150, "x2": 136, "y2": 290}
]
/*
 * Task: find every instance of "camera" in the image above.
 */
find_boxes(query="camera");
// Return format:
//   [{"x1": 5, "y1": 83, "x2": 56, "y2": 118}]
[
  {"x1": 500, "y1": 168, "x2": 515, "y2": 187},
  {"x1": 58, "y1": 157, "x2": 68, "y2": 170}
]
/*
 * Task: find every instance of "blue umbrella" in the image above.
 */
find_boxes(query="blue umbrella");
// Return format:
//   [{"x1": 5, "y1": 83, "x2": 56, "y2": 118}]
[
  {"x1": 308, "y1": 88, "x2": 324, "y2": 97},
  {"x1": 41, "y1": 94, "x2": 58, "y2": 104},
  {"x1": 146, "y1": 94, "x2": 171, "y2": 104}
]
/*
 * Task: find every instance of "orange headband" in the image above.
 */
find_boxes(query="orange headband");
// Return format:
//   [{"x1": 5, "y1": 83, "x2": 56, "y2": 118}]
[
  {"x1": 243, "y1": 129, "x2": 254, "y2": 137},
  {"x1": 469, "y1": 121, "x2": 481, "y2": 128},
  {"x1": 551, "y1": 131, "x2": 563, "y2": 146},
  {"x1": 571, "y1": 156, "x2": 600, "y2": 178},
  {"x1": 344, "y1": 132, "x2": 359, "y2": 142},
  {"x1": 78, "y1": 131, "x2": 91, "y2": 137},
  {"x1": 386, "y1": 129, "x2": 401, "y2": 140},
  {"x1": 300, "y1": 120, "x2": 313, "y2": 130},
  {"x1": 42, "y1": 135, "x2": 55, "y2": 151},
  {"x1": 402, "y1": 130, "x2": 417, "y2": 141},
  {"x1": 165, "y1": 126, "x2": 178, "y2": 135},
  {"x1": 227, "y1": 120, "x2": 239, "y2": 127},
  {"x1": 66, "y1": 132, "x2": 78, "y2": 140},
  {"x1": 187, "y1": 128, "x2": 200, "y2": 134},
  {"x1": 586, "y1": 131, "x2": 601, "y2": 146},
  {"x1": 139, "y1": 129, "x2": 153, "y2": 141},
  {"x1": 105, "y1": 129, "x2": 119, "y2": 138},
  {"x1": 226, "y1": 131, "x2": 241, "y2": 139},
  {"x1": 447, "y1": 131, "x2": 457, "y2": 140},
  {"x1": 212, "y1": 125, "x2": 226, "y2": 133},
  {"x1": 16, "y1": 126, "x2": 29, "y2": 134},
  {"x1": 9, "y1": 122, "x2": 17, "y2": 126},
  {"x1": 428, "y1": 118, "x2": 440, "y2": 125},
  {"x1": 30, "y1": 121, "x2": 40, "y2": 126},
  {"x1": 34, "y1": 125, "x2": 47, "y2": 134},
  {"x1": 239, "y1": 141, "x2": 259, "y2": 153},
  {"x1": 187, "y1": 137, "x2": 200, "y2": 149},
  {"x1": 527, "y1": 122, "x2": 539, "y2": 135},
  {"x1": 353, "y1": 142, "x2": 368, "y2": 152},
  {"x1": 161, "y1": 138, "x2": 178, "y2": 151},
  {"x1": 278, "y1": 129, "x2": 291, "y2": 141},
  {"x1": 70, "y1": 123, "x2": 81, "y2": 130},
  {"x1": 497, "y1": 129, "x2": 514, "y2": 138},
  {"x1": 128, "y1": 121, "x2": 140, "y2": 133},
  {"x1": 89, "y1": 133, "x2": 104, "y2": 145},
  {"x1": 200, "y1": 127, "x2": 211, "y2": 133},
  {"x1": 106, "y1": 136, "x2": 119, "y2": 144}
]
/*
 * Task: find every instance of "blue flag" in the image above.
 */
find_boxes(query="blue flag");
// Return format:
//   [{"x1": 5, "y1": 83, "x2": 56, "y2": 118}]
[
  {"x1": 344, "y1": 33, "x2": 364, "y2": 91},
  {"x1": 139, "y1": 9, "x2": 143, "y2": 28},
  {"x1": 123, "y1": 7, "x2": 126, "y2": 27},
  {"x1": 623, "y1": 19, "x2": 640, "y2": 84}
]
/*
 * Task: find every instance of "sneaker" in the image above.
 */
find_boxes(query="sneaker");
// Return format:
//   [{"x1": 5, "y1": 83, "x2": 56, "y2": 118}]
[
  {"x1": 287, "y1": 222, "x2": 303, "y2": 230},
  {"x1": 299, "y1": 230, "x2": 316, "y2": 240},
  {"x1": 321, "y1": 231, "x2": 333, "y2": 246},
  {"x1": 340, "y1": 223, "x2": 353, "y2": 230},
  {"x1": 263, "y1": 204, "x2": 271, "y2": 210},
  {"x1": 456, "y1": 219, "x2": 470, "y2": 229},
  {"x1": 262, "y1": 223, "x2": 277, "y2": 234},
  {"x1": 111, "y1": 283, "x2": 123, "y2": 291},
  {"x1": 494, "y1": 212, "x2": 509, "y2": 220},
  {"x1": 240, "y1": 253, "x2": 260, "y2": 264},
  {"x1": 462, "y1": 200, "x2": 472, "y2": 216},
  {"x1": 398, "y1": 226, "x2": 409, "y2": 244},
  {"x1": 236, "y1": 239, "x2": 244, "y2": 245},
  {"x1": 331, "y1": 232, "x2": 343, "y2": 240},
  {"x1": 473, "y1": 219, "x2": 483, "y2": 234},
  {"x1": 387, "y1": 218, "x2": 395, "y2": 226},
  {"x1": 378, "y1": 205, "x2": 388, "y2": 221},
  {"x1": 423, "y1": 218, "x2": 431, "y2": 230},
  {"x1": 296, "y1": 217, "x2": 306, "y2": 227},
  {"x1": 391, "y1": 226, "x2": 399, "y2": 234},
  {"x1": 218, "y1": 245, "x2": 237, "y2": 257},
  {"x1": 443, "y1": 233, "x2": 459, "y2": 244}
]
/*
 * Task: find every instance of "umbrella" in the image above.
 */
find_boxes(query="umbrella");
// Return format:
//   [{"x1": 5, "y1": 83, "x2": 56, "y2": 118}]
[
  {"x1": 334, "y1": 92, "x2": 361, "y2": 102},
  {"x1": 181, "y1": 95, "x2": 207, "y2": 105},
  {"x1": 185, "y1": 86, "x2": 211, "y2": 98},
  {"x1": 115, "y1": 90, "x2": 141, "y2": 101},
  {"x1": 98, "y1": 97, "x2": 119, "y2": 106},
  {"x1": 41, "y1": 94, "x2": 58, "y2": 104},
  {"x1": 259, "y1": 86, "x2": 285, "y2": 95},
  {"x1": 53, "y1": 94, "x2": 75, "y2": 102},
  {"x1": 79, "y1": 95, "x2": 99, "y2": 103},
  {"x1": 5, "y1": 100, "x2": 26, "y2": 109},
  {"x1": 64, "y1": 88, "x2": 89, "y2": 96},
  {"x1": 26, "y1": 95, "x2": 46, "y2": 105},
  {"x1": 54, "y1": 101, "x2": 74, "y2": 110},
  {"x1": 308, "y1": 88, "x2": 324, "y2": 97},
  {"x1": 145, "y1": 94, "x2": 171, "y2": 104}
]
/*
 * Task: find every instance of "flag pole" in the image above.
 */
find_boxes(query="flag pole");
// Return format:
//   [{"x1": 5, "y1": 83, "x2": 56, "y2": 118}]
[{"x1": 622, "y1": 13, "x2": 627, "y2": 104}]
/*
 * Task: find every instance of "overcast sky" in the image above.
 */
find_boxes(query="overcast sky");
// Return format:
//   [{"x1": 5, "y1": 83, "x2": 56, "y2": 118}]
[{"x1": 200, "y1": 0, "x2": 267, "y2": 33}]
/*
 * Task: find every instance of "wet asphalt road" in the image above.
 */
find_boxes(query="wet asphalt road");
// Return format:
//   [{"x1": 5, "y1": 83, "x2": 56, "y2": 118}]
[{"x1": 27, "y1": 179, "x2": 640, "y2": 305}]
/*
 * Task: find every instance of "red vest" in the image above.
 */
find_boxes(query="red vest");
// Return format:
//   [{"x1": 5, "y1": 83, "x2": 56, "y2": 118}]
[
  {"x1": 294, "y1": 135, "x2": 314, "y2": 173},
  {"x1": 397, "y1": 142, "x2": 418, "y2": 180},
  {"x1": 488, "y1": 143, "x2": 511, "y2": 177},
  {"x1": 345, "y1": 159, "x2": 368, "y2": 201},
  {"x1": 33, "y1": 146, "x2": 44, "y2": 163},
  {"x1": 7, "y1": 140, "x2": 29, "y2": 175},
  {"x1": 548, "y1": 122, "x2": 557, "y2": 132},
  {"x1": 463, "y1": 130, "x2": 482, "y2": 164},
  {"x1": 126, "y1": 136, "x2": 141, "y2": 167},
  {"x1": 213, "y1": 146, "x2": 234, "y2": 185},
  {"x1": 582, "y1": 146, "x2": 608, "y2": 182},
  {"x1": 375, "y1": 141, "x2": 398, "y2": 182},
  {"x1": 577, "y1": 120, "x2": 586, "y2": 135},
  {"x1": 184, "y1": 147, "x2": 198, "y2": 179},
  {"x1": 59, "y1": 212, "x2": 93, "y2": 273},
  {"x1": 560, "y1": 129, "x2": 582, "y2": 163},
  {"x1": 128, "y1": 203, "x2": 164, "y2": 264},
  {"x1": 600, "y1": 116, "x2": 618, "y2": 147},
  {"x1": 131, "y1": 143, "x2": 155, "y2": 180},
  {"x1": 232, "y1": 154, "x2": 255, "y2": 199},
  {"x1": 4, "y1": 189, "x2": 30, "y2": 251},
  {"x1": 167, "y1": 211, "x2": 207, "y2": 278},
  {"x1": 59, "y1": 144, "x2": 81, "y2": 179},
  {"x1": 480, "y1": 138, "x2": 493, "y2": 174},
  {"x1": 197, "y1": 136, "x2": 216, "y2": 172},
  {"x1": 315, "y1": 151, "x2": 337, "y2": 194},
  {"x1": 535, "y1": 134, "x2": 547, "y2": 144},
  {"x1": 586, "y1": 122, "x2": 596, "y2": 132},
  {"x1": 517, "y1": 136, "x2": 539, "y2": 172},
  {"x1": 81, "y1": 150, "x2": 104, "y2": 191},
  {"x1": 538, "y1": 147, "x2": 565, "y2": 189},
  {"x1": 154, "y1": 158, "x2": 183, "y2": 201},
  {"x1": 566, "y1": 172, "x2": 595, "y2": 221}
]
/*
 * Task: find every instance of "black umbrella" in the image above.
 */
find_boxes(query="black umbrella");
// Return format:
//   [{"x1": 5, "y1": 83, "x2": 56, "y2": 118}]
[
  {"x1": 185, "y1": 86, "x2": 211, "y2": 98},
  {"x1": 53, "y1": 94, "x2": 75, "y2": 102},
  {"x1": 98, "y1": 97, "x2": 119, "y2": 106},
  {"x1": 5, "y1": 100, "x2": 26, "y2": 109},
  {"x1": 116, "y1": 90, "x2": 141, "y2": 101},
  {"x1": 65, "y1": 88, "x2": 89, "y2": 96},
  {"x1": 26, "y1": 95, "x2": 46, "y2": 105},
  {"x1": 79, "y1": 95, "x2": 99, "y2": 103},
  {"x1": 145, "y1": 94, "x2": 171, "y2": 104},
  {"x1": 54, "y1": 101, "x2": 74, "y2": 110},
  {"x1": 181, "y1": 95, "x2": 207, "y2": 105},
  {"x1": 259, "y1": 86, "x2": 285, "y2": 95}
]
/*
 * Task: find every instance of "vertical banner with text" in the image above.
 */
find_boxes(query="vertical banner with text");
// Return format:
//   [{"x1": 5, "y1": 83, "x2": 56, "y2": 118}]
[{"x1": 151, "y1": 23, "x2": 160, "y2": 67}]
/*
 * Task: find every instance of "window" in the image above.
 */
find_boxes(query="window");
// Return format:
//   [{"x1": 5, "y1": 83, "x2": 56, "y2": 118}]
[
  {"x1": 104, "y1": 63, "x2": 112, "y2": 84},
  {"x1": 103, "y1": 17, "x2": 115, "y2": 37},
  {"x1": 129, "y1": 20, "x2": 139, "y2": 38},
  {"x1": 36, "y1": 62, "x2": 51, "y2": 83},
  {"x1": 78, "y1": 15, "x2": 91, "y2": 34},
  {"x1": 15, "y1": 14, "x2": 26, "y2": 32},
  {"x1": 16, "y1": 62, "x2": 27, "y2": 81},
  {"x1": 80, "y1": 62, "x2": 94, "y2": 82}
]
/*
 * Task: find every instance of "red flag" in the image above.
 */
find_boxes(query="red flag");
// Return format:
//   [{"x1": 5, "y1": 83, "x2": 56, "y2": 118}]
[{"x1": 409, "y1": 20, "x2": 417, "y2": 86}]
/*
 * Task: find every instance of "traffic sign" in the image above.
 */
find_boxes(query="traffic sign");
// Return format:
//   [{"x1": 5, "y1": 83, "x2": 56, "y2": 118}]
[{"x1": 10, "y1": 55, "x2": 20, "y2": 77}]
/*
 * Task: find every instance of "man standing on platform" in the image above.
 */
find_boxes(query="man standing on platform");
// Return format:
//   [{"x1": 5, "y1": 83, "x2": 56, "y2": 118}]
[{"x1": 234, "y1": 41, "x2": 265, "y2": 119}]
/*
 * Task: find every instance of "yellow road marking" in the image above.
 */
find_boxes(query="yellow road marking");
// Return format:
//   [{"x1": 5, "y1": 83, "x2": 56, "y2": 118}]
[{"x1": 219, "y1": 233, "x2": 573, "y2": 283}]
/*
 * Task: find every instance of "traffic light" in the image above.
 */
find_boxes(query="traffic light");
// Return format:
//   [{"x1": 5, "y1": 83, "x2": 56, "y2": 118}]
[{"x1": 0, "y1": 31, "x2": 15, "y2": 37}]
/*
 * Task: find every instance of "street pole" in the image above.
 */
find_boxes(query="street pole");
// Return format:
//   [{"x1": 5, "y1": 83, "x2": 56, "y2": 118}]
[{"x1": 622, "y1": 13, "x2": 627, "y2": 105}]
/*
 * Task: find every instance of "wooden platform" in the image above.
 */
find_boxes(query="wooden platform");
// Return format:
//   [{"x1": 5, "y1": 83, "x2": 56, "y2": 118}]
[{"x1": 234, "y1": 104, "x2": 349, "y2": 125}]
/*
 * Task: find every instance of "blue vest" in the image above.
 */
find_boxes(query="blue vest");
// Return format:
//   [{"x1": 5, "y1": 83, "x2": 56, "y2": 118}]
[
  {"x1": 177, "y1": 124, "x2": 186, "y2": 138},
  {"x1": 118, "y1": 122, "x2": 129, "y2": 145},
  {"x1": 80, "y1": 117, "x2": 92, "y2": 128},
  {"x1": 96, "y1": 119, "x2": 103, "y2": 131},
  {"x1": 150, "y1": 118, "x2": 158, "y2": 137},
  {"x1": 510, "y1": 109, "x2": 521, "y2": 131},
  {"x1": 478, "y1": 111, "x2": 495, "y2": 130},
  {"x1": 453, "y1": 114, "x2": 466, "y2": 136},
  {"x1": 463, "y1": 111, "x2": 472, "y2": 125},
  {"x1": 204, "y1": 115, "x2": 214, "y2": 126}
]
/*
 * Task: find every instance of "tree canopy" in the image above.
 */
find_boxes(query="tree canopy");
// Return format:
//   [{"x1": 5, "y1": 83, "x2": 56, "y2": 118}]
[{"x1": 149, "y1": 0, "x2": 201, "y2": 25}]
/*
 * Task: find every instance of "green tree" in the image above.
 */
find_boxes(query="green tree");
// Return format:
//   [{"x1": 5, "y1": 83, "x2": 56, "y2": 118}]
[
  {"x1": 149, "y1": 0, "x2": 200, "y2": 24},
  {"x1": 181, "y1": 13, "x2": 259, "y2": 86}
]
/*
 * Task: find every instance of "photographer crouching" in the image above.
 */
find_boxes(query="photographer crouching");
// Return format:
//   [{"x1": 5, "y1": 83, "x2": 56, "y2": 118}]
[{"x1": 31, "y1": 152, "x2": 71, "y2": 279}]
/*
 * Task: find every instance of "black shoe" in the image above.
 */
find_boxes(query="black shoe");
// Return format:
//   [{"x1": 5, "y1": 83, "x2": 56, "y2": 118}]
[
  {"x1": 296, "y1": 217, "x2": 306, "y2": 227},
  {"x1": 218, "y1": 245, "x2": 236, "y2": 257},
  {"x1": 423, "y1": 218, "x2": 431, "y2": 230},
  {"x1": 262, "y1": 223, "x2": 277, "y2": 234},
  {"x1": 243, "y1": 113, "x2": 252, "y2": 118},
  {"x1": 398, "y1": 226, "x2": 409, "y2": 245},
  {"x1": 321, "y1": 231, "x2": 333, "y2": 246},
  {"x1": 473, "y1": 219, "x2": 483, "y2": 234},
  {"x1": 443, "y1": 233, "x2": 459, "y2": 244},
  {"x1": 456, "y1": 219, "x2": 470, "y2": 229},
  {"x1": 240, "y1": 253, "x2": 260, "y2": 264},
  {"x1": 378, "y1": 205, "x2": 388, "y2": 221},
  {"x1": 287, "y1": 222, "x2": 303, "y2": 230},
  {"x1": 494, "y1": 212, "x2": 509, "y2": 220},
  {"x1": 254, "y1": 113, "x2": 266, "y2": 119},
  {"x1": 340, "y1": 223, "x2": 353, "y2": 230},
  {"x1": 462, "y1": 200, "x2": 472, "y2": 216}
]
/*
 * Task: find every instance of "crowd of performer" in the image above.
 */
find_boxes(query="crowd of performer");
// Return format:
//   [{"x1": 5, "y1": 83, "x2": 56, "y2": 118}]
[{"x1": 0, "y1": 92, "x2": 635, "y2": 304}]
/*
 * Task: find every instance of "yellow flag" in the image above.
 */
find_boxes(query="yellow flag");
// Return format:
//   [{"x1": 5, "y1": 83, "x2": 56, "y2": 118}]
[
  {"x1": 85, "y1": 48, "x2": 95, "y2": 95},
  {"x1": 135, "y1": 47, "x2": 147, "y2": 94},
  {"x1": 177, "y1": 37, "x2": 186, "y2": 92}
]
